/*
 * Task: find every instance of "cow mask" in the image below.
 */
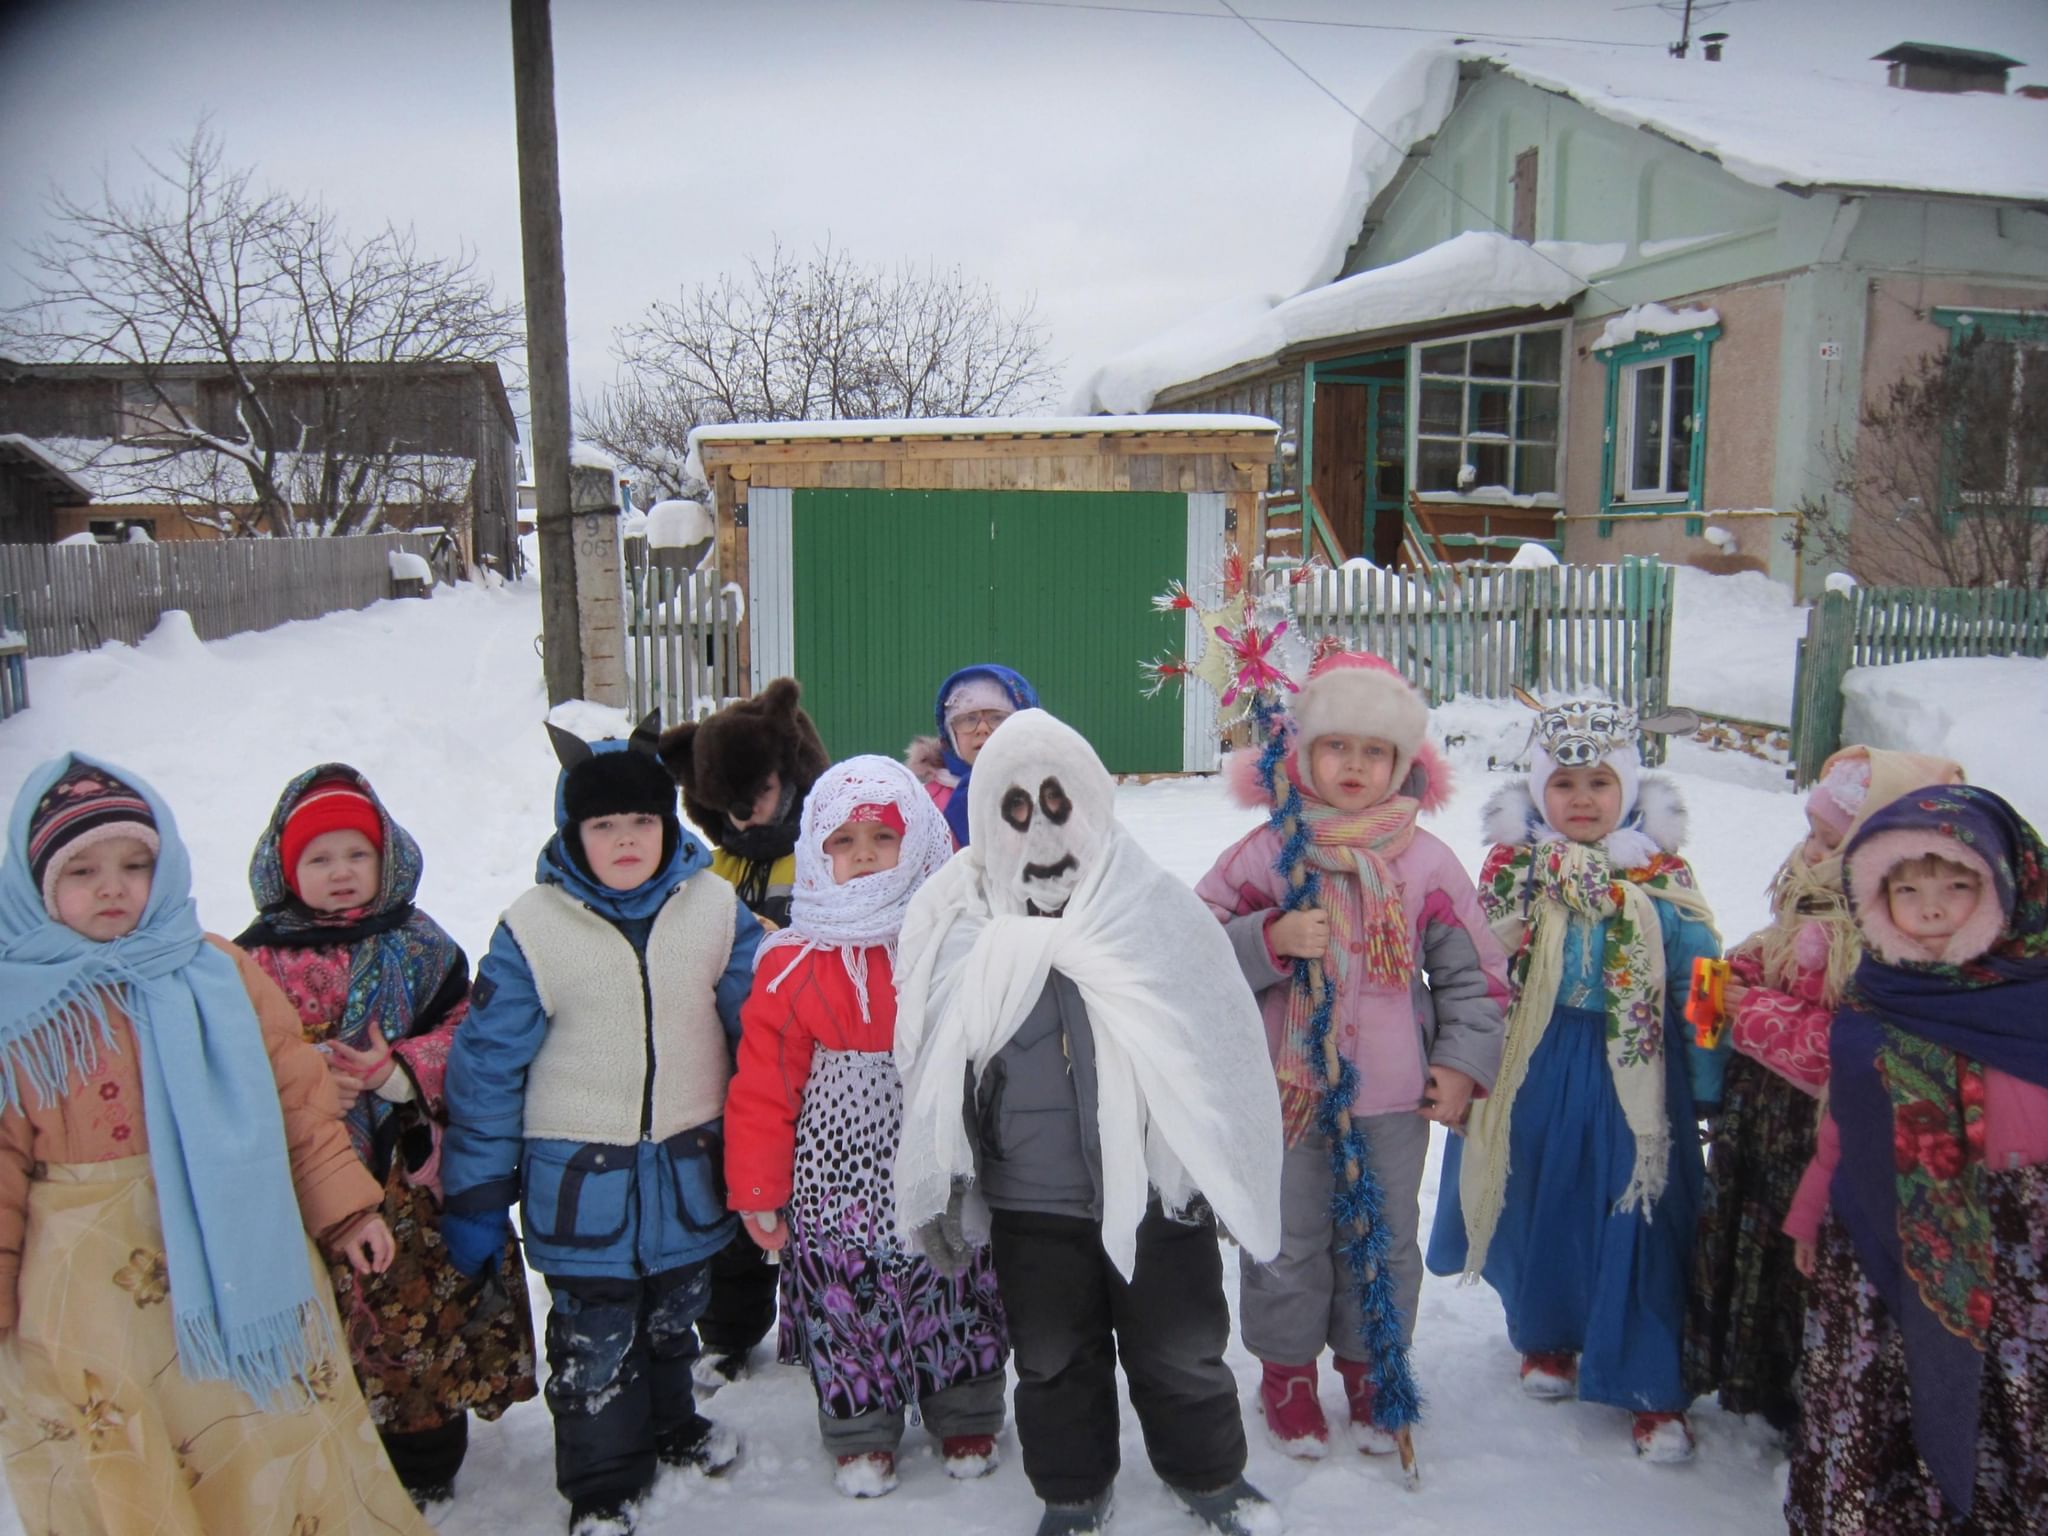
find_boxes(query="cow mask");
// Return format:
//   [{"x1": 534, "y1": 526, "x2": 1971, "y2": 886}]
[{"x1": 966, "y1": 709, "x2": 1116, "y2": 917}]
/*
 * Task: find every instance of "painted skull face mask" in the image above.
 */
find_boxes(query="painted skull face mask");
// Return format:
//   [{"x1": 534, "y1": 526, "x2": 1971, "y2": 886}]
[{"x1": 967, "y1": 709, "x2": 1115, "y2": 917}]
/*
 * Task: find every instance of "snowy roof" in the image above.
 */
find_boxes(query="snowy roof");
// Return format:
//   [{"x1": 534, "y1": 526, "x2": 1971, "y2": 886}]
[
  {"x1": 0, "y1": 434, "x2": 92, "y2": 502},
  {"x1": 1471, "y1": 46, "x2": 2048, "y2": 208},
  {"x1": 1073, "y1": 232, "x2": 1592, "y2": 415}
]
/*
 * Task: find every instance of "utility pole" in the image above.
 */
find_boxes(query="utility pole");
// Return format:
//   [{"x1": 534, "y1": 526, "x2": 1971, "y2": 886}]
[
  {"x1": 1668, "y1": 0, "x2": 1695, "y2": 58},
  {"x1": 510, "y1": 0, "x2": 582, "y2": 704}
]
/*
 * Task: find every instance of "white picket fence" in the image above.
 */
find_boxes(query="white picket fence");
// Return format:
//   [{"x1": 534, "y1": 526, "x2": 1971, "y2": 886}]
[{"x1": 624, "y1": 557, "x2": 746, "y2": 724}]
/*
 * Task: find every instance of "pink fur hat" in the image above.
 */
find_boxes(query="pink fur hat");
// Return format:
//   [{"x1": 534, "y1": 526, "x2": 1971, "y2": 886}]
[
  {"x1": 1287, "y1": 650, "x2": 1431, "y2": 791},
  {"x1": 1847, "y1": 829, "x2": 2005, "y2": 967}
]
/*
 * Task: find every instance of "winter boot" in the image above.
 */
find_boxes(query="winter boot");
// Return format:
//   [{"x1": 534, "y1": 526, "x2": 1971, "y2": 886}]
[
  {"x1": 941, "y1": 1433, "x2": 999, "y2": 1478},
  {"x1": 1332, "y1": 1356, "x2": 1398, "y2": 1456},
  {"x1": 1035, "y1": 1488, "x2": 1114, "y2": 1536},
  {"x1": 1258, "y1": 1361, "x2": 1329, "y2": 1458},
  {"x1": 1631, "y1": 1411, "x2": 1695, "y2": 1464},
  {"x1": 690, "y1": 1350, "x2": 746, "y2": 1392},
  {"x1": 404, "y1": 1479, "x2": 455, "y2": 1511},
  {"x1": 832, "y1": 1450, "x2": 898, "y2": 1498},
  {"x1": 1170, "y1": 1476, "x2": 1284, "y2": 1536},
  {"x1": 1518, "y1": 1350, "x2": 1578, "y2": 1400},
  {"x1": 655, "y1": 1413, "x2": 740, "y2": 1475},
  {"x1": 567, "y1": 1495, "x2": 638, "y2": 1536}
]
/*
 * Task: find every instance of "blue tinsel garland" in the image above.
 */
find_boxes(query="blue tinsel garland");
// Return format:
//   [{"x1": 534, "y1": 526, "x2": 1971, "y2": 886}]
[{"x1": 1250, "y1": 695, "x2": 1422, "y2": 1433}]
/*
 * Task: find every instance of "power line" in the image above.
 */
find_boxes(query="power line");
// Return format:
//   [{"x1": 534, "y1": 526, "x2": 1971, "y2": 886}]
[
  {"x1": 958, "y1": 0, "x2": 1668, "y2": 50},
  {"x1": 1210, "y1": 0, "x2": 1636, "y2": 311}
]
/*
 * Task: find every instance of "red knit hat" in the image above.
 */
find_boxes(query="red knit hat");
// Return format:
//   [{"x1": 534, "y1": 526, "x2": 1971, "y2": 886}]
[
  {"x1": 840, "y1": 802, "x2": 907, "y2": 836},
  {"x1": 281, "y1": 780, "x2": 384, "y2": 896}
]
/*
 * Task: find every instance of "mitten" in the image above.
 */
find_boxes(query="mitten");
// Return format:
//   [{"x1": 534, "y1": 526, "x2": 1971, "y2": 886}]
[{"x1": 438, "y1": 1207, "x2": 512, "y2": 1279}]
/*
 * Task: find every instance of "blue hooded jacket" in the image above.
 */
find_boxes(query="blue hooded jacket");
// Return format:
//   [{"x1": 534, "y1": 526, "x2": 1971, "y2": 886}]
[
  {"x1": 933, "y1": 663, "x2": 1039, "y2": 847},
  {"x1": 441, "y1": 741, "x2": 763, "y2": 1278}
]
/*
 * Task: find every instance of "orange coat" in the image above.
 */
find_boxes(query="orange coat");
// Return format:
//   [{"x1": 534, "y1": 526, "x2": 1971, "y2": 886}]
[{"x1": 0, "y1": 937, "x2": 381, "y2": 1330}]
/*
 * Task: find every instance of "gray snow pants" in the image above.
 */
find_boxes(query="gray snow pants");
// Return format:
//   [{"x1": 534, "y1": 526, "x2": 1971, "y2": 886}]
[
  {"x1": 1238, "y1": 1114, "x2": 1430, "y2": 1366},
  {"x1": 815, "y1": 1371, "x2": 1008, "y2": 1455}
]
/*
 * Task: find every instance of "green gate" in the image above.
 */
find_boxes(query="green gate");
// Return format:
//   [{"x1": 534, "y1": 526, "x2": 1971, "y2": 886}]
[{"x1": 788, "y1": 488, "x2": 1189, "y2": 772}]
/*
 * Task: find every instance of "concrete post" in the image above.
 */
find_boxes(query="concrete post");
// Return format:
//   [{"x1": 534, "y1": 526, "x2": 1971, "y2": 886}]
[{"x1": 570, "y1": 462, "x2": 628, "y2": 707}]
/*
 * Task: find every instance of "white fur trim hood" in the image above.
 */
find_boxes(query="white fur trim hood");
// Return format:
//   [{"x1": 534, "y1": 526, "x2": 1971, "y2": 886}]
[{"x1": 1481, "y1": 774, "x2": 1689, "y2": 865}]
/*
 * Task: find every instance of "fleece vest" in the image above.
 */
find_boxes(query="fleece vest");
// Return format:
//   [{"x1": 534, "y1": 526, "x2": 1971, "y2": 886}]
[{"x1": 503, "y1": 877, "x2": 736, "y2": 1145}]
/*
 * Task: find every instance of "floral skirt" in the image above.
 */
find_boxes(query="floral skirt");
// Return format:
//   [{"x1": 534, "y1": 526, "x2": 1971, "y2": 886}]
[
  {"x1": 1683, "y1": 1050, "x2": 1820, "y2": 1430},
  {"x1": 1787, "y1": 1164, "x2": 2047, "y2": 1536},
  {"x1": 776, "y1": 1049, "x2": 1008, "y2": 1421},
  {"x1": 0, "y1": 1156, "x2": 429, "y2": 1536},
  {"x1": 331, "y1": 1165, "x2": 537, "y2": 1435}
]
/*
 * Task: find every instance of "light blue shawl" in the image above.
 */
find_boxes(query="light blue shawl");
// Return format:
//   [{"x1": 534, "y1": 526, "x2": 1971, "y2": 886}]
[{"x1": 0, "y1": 754, "x2": 329, "y2": 1405}]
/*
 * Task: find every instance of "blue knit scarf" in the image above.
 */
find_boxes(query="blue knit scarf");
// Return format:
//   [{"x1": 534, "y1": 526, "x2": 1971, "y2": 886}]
[{"x1": 0, "y1": 755, "x2": 328, "y2": 1406}]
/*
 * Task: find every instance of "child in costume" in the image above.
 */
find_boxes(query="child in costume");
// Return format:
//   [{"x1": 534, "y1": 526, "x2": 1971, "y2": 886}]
[
  {"x1": 1684, "y1": 748, "x2": 1962, "y2": 1434},
  {"x1": 1195, "y1": 650, "x2": 1508, "y2": 1460},
  {"x1": 0, "y1": 755, "x2": 429, "y2": 1536},
  {"x1": 904, "y1": 663, "x2": 1038, "y2": 848},
  {"x1": 1427, "y1": 695, "x2": 1723, "y2": 1462},
  {"x1": 893, "y1": 709, "x2": 1285, "y2": 1536},
  {"x1": 1783, "y1": 784, "x2": 2047, "y2": 1536},
  {"x1": 657, "y1": 679, "x2": 829, "y2": 1386},
  {"x1": 236, "y1": 765, "x2": 538, "y2": 1505},
  {"x1": 725, "y1": 755, "x2": 1008, "y2": 1498},
  {"x1": 439, "y1": 720, "x2": 763, "y2": 1536}
]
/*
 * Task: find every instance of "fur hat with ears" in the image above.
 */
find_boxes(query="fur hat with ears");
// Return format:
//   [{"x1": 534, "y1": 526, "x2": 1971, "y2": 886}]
[
  {"x1": 1288, "y1": 650, "x2": 1432, "y2": 795},
  {"x1": 655, "y1": 677, "x2": 829, "y2": 838}
]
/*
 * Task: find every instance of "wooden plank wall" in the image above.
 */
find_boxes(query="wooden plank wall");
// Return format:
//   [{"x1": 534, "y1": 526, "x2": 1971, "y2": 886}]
[
  {"x1": 0, "y1": 532, "x2": 436, "y2": 659},
  {"x1": 624, "y1": 560, "x2": 745, "y2": 726}
]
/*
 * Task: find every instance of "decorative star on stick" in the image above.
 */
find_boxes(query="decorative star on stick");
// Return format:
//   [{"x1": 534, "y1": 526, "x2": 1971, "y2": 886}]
[{"x1": 1215, "y1": 617, "x2": 1298, "y2": 708}]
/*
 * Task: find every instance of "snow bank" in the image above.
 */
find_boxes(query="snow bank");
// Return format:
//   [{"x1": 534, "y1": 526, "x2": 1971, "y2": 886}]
[
  {"x1": 135, "y1": 609, "x2": 209, "y2": 664},
  {"x1": 56, "y1": 531, "x2": 96, "y2": 546},
  {"x1": 646, "y1": 498, "x2": 714, "y2": 551},
  {"x1": 1507, "y1": 541, "x2": 1558, "y2": 568},
  {"x1": 1593, "y1": 303, "x2": 1720, "y2": 351},
  {"x1": 388, "y1": 549, "x2": 434, "y2": 583},
  {"x1": 1668, "y1": 566, "x2": 1805, "y2": 724},
  {"x1": 1842, "y1": 655, "x2": 2048, "y2": 830},
  {"x1": 1076, "y1": 232, "x2": 1589, "y2": 414}
]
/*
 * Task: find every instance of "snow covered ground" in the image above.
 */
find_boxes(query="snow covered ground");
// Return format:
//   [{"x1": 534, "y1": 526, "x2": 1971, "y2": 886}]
[{"x1": 0, "y1": 572, "x2": 2027, "y2": 1536}]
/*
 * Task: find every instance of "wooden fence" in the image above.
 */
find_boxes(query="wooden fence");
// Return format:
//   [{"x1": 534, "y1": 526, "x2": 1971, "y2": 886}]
[
  {"x1": 1790, "y1": 583, "x2": 2048, "y2": 786},
  {"x1": 0, "y1": 532, "x2": 438, "y2": 660},
  {"x1": 1, "y1": 593, "x2": 27, "y2": 722},
  {"x1": 1287, "y1": 556, "x2": 1679, "y2": 761},
  {"x1": 624, "y1": 555, "x2": 745, "y2": 725}
]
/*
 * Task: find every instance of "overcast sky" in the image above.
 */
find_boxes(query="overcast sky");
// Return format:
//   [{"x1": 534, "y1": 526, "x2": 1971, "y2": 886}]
[{"x1": 3, "y1": 0, "x2": 2044, "y2": 419}]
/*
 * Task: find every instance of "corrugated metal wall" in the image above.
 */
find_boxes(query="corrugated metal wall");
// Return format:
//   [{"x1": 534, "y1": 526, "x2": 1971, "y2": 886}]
[{"x1": 788, "y1": 488, "x2": 1187, "y2": 772}]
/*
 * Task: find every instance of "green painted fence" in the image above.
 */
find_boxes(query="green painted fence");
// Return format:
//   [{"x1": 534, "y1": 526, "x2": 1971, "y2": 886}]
[
  {"x1": 1288, "y1": 556, "x2": 1679, "y2": 762},
  {"x1": 1790, "y1": 583, "x2": 2048, "y2": 786},
  {"x1": 788, "y1": 488, "x2": 1188, "y2": 772}
]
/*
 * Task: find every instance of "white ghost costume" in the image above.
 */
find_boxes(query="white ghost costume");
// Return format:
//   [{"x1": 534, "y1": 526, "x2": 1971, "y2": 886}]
[{"x1": 892, "y1": 709, "x2": 1284, "y2": 1279}]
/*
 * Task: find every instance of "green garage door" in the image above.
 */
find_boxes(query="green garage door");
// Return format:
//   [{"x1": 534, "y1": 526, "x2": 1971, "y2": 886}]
[{"x1": 790, "y1": 488, "x2": 1187, "y2": 773}]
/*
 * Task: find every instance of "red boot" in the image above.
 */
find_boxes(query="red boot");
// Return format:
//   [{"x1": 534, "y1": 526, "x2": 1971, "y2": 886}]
[
  {"x1": 1631, "y1": 1411, "x2": 1694, "y2": 1463},
  {"x1": 1332, "y1": 1356, "x2": 1399, "y2": 1455},
  {"x1": 1258, "y1": 1361, "x2": 1330, "y2": 1459},
  {"x1": 1519, "y1": 1350, "x2": 1578, "y2": 1399},
  {"x1": 941, "y1": 1434, "x2": 999, "y2": 1479}
]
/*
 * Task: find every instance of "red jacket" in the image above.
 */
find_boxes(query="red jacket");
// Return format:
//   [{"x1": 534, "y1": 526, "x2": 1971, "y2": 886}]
[{"x1": 725, "y1": 944, "x2": 898, "y2": 1211}]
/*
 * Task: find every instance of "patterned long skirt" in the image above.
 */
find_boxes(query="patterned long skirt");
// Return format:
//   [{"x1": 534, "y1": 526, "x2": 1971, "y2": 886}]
[
  {"x1": 0, "y1": 1157, "x2": 430, "y2": 1536},
  {"x1": 775, "y1": 1049, "x2": 1008, "y2": 1421},
  {"x1": 1787, "y1": 1165, "x2": 2048, "y2": 1536},
  {"x1": 1683, "y1": 1051, "x2": 1820, "y2": 1432},
  {"x1": 330, "y1": 1166, "x2": 537, "y2": 1434}
]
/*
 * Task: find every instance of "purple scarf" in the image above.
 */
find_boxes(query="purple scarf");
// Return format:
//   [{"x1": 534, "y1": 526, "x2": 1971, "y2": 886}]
[{"x1": 1831, "y1": 785, "x2": 2048, "y2": 1515}]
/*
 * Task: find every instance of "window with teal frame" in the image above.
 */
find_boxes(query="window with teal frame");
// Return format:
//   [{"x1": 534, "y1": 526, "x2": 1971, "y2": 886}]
[
  {"x1": 1932, "y1": 307, "x2": 2048, "y2": 522},
  {"x1": 1596, "y1": 321, "x2": 1720, "y2": 518}
]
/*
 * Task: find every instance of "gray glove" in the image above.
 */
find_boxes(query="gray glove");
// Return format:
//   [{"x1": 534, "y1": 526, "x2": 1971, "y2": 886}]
[{"x1": 915, "y1": 1183, "x2": 975, "y2": 1276}]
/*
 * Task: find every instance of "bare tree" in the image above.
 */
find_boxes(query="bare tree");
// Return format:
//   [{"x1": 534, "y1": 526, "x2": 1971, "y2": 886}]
[
  {"x1": 5, "y1": 125, "x2": 523, "y2": 537},
  {"x1": 578, "y1": 239, "x2": 1060, "y2": 498},
  {"x1": 1791, "y1": 324, "x2": 2048, "y2": 587}
]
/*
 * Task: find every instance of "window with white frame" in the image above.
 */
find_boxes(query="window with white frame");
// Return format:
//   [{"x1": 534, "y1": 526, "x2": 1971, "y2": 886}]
[
  {"x1": 1616, "y1": 352, "x2": 1697, "y2": 501},
  {"x1": 1411, "y1": 323, "x2": 1564, "y2": 499}
]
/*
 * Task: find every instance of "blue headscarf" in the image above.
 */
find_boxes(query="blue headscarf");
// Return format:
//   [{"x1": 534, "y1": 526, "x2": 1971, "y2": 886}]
[
  {"x1": 933, "y1": 664, "x2": 1039, "y2": 848},
  {"x1": 1831, "y1": 784, "x2": 2048, "y2": 1515},
  {"x1": 238, "y1": 763, "x2": 468, "y2": 1181},
  {"x1": 0, "y1": 754, "x2": 330, "y2": 1406}
]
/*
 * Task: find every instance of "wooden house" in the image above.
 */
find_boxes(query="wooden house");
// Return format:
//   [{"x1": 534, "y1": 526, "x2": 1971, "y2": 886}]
[{"x1": 1077, "y1": 42, "x2": 2048, "y2": 594}]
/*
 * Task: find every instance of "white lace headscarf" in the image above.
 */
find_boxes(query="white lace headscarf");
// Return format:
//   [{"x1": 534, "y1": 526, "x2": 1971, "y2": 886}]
[{"x1": 756, "y1": 754, "x2": 954, "y2": 1021}]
